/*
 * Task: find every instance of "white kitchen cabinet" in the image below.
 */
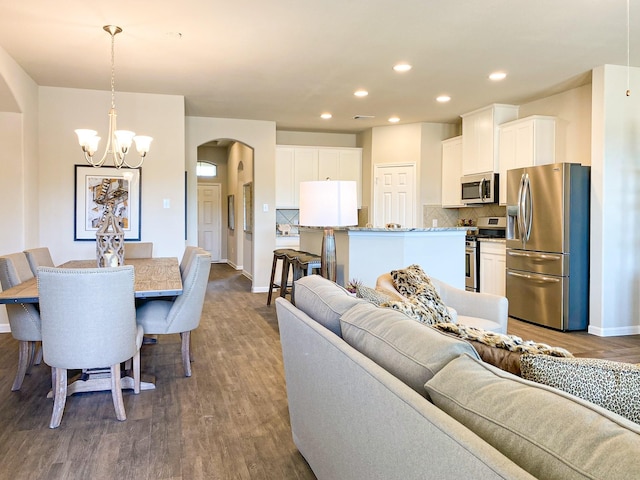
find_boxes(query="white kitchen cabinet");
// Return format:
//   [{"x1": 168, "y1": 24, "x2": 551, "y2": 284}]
[
  {"x1": 498, "y1": 116, "x2": 556, "y2": 205},
  {"x1": 480, "y1": 241, "x2": 506, "y2": 297},
  {"x1": 441, "y1": 136, "x2": 464, "y2": 207},
  {"x1": 276, "y1": 146, "x2": 362, "y2": 208},
  {"x1": 461, "y1": 104, "x2": 519, "y2": 176}
]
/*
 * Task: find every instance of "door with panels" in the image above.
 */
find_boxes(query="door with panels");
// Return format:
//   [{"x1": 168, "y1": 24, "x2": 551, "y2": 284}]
[{"x1": 373, "y1": 164, "x2": 416, "y2": 228}]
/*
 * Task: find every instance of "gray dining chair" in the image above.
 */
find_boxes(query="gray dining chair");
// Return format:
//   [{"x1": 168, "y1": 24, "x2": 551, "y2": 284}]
[
  {"x1": 0, "y1": 252, "x2": 42, "y2": 391},
  {"x1": 38, "y1": 265, "x2": 143, "y2": 428},
  {"x1": 24, "y1": 247, "x2": 55, "y2": 276},
  {"x1": 124, "y1": 242, "x2": 153, "y2": 259},
  {"x1": 179, "y1": 245, "x2": 200, "y2": 276},
  {"x1": 136, "y1": 250, "x2": 211, "y2": 377}
]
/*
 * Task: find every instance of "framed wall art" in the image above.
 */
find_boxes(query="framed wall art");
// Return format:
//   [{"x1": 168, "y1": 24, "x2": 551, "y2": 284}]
[{"x1": 74, "y1": 165, "x2": 141, "y2": 241}]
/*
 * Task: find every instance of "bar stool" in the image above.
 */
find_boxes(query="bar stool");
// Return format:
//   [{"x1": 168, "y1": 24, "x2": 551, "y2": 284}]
[
  {"x1": 290, "y1": 253, "x2": 321, "y2": 304},
  {"x1": 267, "y1": 248, "x2": 297, "y2": 305}
]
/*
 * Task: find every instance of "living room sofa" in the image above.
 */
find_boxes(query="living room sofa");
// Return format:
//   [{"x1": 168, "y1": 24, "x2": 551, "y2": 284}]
[{"x1": 275, "y1": 275, "x2": 640, "y2": 480}]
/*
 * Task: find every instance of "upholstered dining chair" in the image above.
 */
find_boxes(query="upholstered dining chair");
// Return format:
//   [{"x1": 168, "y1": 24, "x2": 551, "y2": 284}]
[
  {"x1": 24, "y1": 247, "x2": 55, "y2": 276},
  {"x1": 179, "y1": 245, "x2": 200, "y2": 276},
  {"x1": 136, "y1": 250, "x2": 211, "y2": 377},
  {"x1": 0, "y1": 252, "x2": 42, "y2": 391},
  {"x1": 38, "y1": 266, "x2": 143, "y2": 429},
  {"x1": 124, "y1": 242, "x2": 153, "y2": 259}
]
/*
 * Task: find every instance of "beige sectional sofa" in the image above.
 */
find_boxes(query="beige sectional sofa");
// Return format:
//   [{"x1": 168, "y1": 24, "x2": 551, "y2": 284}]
[{"x1": 275, "y1": 275, "x2": 640, "y2": 480}]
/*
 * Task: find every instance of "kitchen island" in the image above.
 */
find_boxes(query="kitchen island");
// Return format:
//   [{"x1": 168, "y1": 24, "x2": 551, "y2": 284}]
[{"x1": 299, "y1": 226, "x2": 467, "y2": 289}]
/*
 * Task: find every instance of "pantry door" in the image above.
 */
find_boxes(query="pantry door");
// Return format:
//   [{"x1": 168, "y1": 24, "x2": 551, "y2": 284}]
[{"x1": 373, "y1": 163, "x2": 416, "y2": 228}]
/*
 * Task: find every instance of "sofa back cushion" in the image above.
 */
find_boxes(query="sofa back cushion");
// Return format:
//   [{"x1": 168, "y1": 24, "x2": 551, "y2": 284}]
[
  {"x1": 340, "y1": 302, "x2": 479, "y2": 398},
  {"x1": 293, "y1": 275, "x2": 365, "y2": 336},
  {"x1": 425, "y1": 354, "x2": 640, "y2": 480}
]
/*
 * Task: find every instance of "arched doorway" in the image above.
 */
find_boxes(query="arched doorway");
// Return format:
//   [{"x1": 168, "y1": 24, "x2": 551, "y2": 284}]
[{"x1": 196, "y1": 138, "x2": 255, "y2": 280}]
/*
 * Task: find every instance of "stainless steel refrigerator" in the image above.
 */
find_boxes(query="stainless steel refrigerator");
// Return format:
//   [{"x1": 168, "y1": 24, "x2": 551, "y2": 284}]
[{"x1": 505, "y1": 163, "x2": 590, "y2": 331}]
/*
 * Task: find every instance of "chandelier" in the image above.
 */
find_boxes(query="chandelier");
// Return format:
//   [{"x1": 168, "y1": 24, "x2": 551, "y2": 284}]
[{"x1": 75, "y1": 25, "x2": 152, "y2": 168}]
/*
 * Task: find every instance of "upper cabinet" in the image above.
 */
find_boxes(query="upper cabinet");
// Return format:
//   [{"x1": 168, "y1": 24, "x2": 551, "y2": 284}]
[
  {"x1": 461, "y1": 104, "x2": 519, "y2": 176},
  {"x1": 498, "y1": 116, "x2": 556, "y2": 205},
  {"x1": 276, "y1": 146, "x2": 362, "y2": 208},
  {"x1": 441, "y1": 136, "x2": 464, "y2": 208}
]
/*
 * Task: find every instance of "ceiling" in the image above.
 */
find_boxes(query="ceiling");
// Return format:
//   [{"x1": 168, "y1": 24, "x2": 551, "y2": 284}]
[{"x1": 0, "y1": 1, "x2": 635, "y2": 133}]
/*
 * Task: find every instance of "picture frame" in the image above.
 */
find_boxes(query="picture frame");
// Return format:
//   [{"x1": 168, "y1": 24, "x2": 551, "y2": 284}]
[
  {"x1": 227, "y1": 194, "x2": 235, "y2": 230},
  {"x1": 74, "y1": 165, "x2": 141, "y2": 241},
  {"x1": 243, "y1": 182, "x2": 253, "y2": 233}
]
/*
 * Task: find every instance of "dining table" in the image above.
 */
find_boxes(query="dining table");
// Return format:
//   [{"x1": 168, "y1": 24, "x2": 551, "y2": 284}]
[{"x1": 0, "y1": 257, "x2": 183, "y2": 396}]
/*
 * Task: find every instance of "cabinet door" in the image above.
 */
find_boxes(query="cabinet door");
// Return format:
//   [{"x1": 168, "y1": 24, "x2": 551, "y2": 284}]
[
  {"x1": 338, "y1": 149, "x2": 362, "y2": 207},
  {"x1": 480, "y1": 243, "x2": 506, "y2": 296},
  {"x1": 275, "y1": 147, "x2": 295, "y2": 208},
  {"x1": 293, "y1": 148, "x2": 319, "y2": 206},
  {"x1": 441, "y1": 136, "x2": 463, "y2": 207},
  {"x1": 462, "y1": 107, "x2": 494, "y2": 175},
  {"x1": 498, "y1": 126, "x2": 516, "y2": 205},
  {"x1": 318, "y1": 149, "x2": 340, "y2": 181}
]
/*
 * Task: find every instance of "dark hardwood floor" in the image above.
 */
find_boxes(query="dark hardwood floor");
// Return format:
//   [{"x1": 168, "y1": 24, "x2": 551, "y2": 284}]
[
  {"x1": 0, "y1": 264, "x2": 315, "y2": 480},
  {"x1": 1, "y1": 264, "x2": 638, "y2": 479}
]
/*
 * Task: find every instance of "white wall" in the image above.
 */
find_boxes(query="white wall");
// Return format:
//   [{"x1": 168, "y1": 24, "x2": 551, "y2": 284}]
[
  {"x1": 590, "y1": 65, "x2": 640, "y2": 336},
  {"x1": 0, "y1": 46, "x2": 39, "y2": 332},
  {"x1": 185, "y1": 116, "x2": 276, "y2": 292},
  {"x1": 37, "y1": 87, "x2": 186, "y2": 263}
]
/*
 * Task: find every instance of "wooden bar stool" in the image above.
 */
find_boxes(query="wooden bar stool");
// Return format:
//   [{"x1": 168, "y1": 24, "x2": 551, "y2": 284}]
[
  {"x1": 267, "y1": 248, "x2": 297, "y2": 305},
  {"x1": 290, "y1": 253, "x2": 321, "y2": 304}
]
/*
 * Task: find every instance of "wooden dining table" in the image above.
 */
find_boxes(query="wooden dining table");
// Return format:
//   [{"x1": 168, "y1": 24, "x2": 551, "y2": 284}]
[
  {"x1": 0, "y1": 257, "x2": 183, "y2": 395},
  {"x1": 0, "y1": 257, "x2": 183, "y2": 304}
]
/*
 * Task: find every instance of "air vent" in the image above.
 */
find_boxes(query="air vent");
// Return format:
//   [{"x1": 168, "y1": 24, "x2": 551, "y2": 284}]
[{"x1": 353, "y1": 115, "x2": 375, "y2": 120}]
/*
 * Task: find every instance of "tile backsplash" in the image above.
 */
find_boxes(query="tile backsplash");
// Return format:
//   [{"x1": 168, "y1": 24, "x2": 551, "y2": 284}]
[
  {"x1": 276, "y1": 209, "x2": 299, "y2": 235},
  {"x1": 423, "y1": 204, "x2": 507, "y2": 228}
]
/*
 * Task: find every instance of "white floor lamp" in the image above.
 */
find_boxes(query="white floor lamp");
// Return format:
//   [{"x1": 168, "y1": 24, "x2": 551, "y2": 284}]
[{"x1": 299, "y1": 180, "x2": 358, "y2": 282}]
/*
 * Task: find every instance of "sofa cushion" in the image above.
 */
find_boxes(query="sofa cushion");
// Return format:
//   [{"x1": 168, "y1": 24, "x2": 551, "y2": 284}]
[
  {"x1": 425, "y1": 354, "x2": 640, "y2": 480},
  {"x1": 293, "y1": 275, "x2": 365, "y2": 337},
  {"x1": 339, "y1": 302, "x2": 480, "y2": 398},
  {"x1": 521, "y1": 354, "x2": 640, "y2": 424},
  {"x1": 390, "y1": 264, "x2": 452, "y2": 323}
]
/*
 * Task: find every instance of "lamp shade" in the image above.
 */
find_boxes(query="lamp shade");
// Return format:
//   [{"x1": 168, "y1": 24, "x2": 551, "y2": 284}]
[{"x1": 299, "y1": 180, "x2": 358, "y2": 227}]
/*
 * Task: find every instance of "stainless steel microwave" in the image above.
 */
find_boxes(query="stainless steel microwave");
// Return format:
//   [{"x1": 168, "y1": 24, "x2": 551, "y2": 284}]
[{"x1": 460, "y1": 172, "x2": 499, "y2": 205}]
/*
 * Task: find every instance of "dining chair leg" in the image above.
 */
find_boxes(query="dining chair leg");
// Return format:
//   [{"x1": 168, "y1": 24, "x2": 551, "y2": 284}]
[
  {"x1": 133, "y1": 350, "x2": 141, "y2": 395},
  {"x1": 50, "y1": 367, "x2": 67, "y2": 429},
  {"x1": 11, "y1": 340, "x2": 31, "y2": 391},
  {"x1": 181, "y1": 331, "x2": 192, "y2": 377},
  {"x1": 33, "y1": 341, "x2": 43, "y2": 366},
  {"x1": 110, "y1": 363, "x2": 126, "y2": 421}
]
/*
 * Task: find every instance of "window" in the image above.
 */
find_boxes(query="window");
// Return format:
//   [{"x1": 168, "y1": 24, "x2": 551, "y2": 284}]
[{"x1": 197, "y1": 161, "x2": 217, "y2": 178}]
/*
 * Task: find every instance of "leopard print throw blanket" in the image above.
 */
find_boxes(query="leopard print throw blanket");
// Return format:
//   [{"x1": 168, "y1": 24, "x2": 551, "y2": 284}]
[{"x1": 433, "y1": 322, "x2": 574, "y2": 357}]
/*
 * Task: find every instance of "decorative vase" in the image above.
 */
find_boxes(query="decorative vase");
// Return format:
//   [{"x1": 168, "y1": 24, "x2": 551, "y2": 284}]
[{"x1": 96, "y1": 204, "x2": 125, "y2": 267}]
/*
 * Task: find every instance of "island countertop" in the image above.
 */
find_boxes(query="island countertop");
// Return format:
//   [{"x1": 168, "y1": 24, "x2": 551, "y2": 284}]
[{"x1": 299, "y1": 226, "x2": 465, "y2": 288}]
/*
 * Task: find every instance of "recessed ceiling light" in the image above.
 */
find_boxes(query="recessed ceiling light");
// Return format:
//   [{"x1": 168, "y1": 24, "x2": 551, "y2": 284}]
[
  {"x1": 436, "y1": 95, "x2": 451, "y2": 103},
  {"x1": 320, "y1": 113, "x2": 332, "y2": 119},
  {"x1": 393, "y1": 63, "x2": 412, "y2": 73},
  {"x1": 489, "y1": 71, "x2": 507, "y2": 81},
  {"x1": 388, "y1": 116, "x2": 400, "y2": 123},
  {"x1": 354, "y1": 90, "x2": 368, "y2": 97}
]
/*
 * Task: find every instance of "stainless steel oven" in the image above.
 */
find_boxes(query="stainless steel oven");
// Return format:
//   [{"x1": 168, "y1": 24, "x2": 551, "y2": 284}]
[{"x1": 465, "y1": 238, "x2": 478, "y2": 292}]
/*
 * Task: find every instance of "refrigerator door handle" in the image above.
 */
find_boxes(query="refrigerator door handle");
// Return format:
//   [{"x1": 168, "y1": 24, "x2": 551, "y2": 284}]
[
  {"x1": 523, "y1": 173, "x2": 532, "y2": 242},
  {"x1": 507, "y1": 271, "x2": 561, "y2": 284},
  {"x1": 517, "y1": 173, "x2": 526, "y2": 246},
  {"x1": 507, "y1": 251, "x2": 559, "y2": 261}
]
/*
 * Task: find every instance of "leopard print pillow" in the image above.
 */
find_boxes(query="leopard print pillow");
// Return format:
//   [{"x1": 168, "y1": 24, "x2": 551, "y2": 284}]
[
  {"x1": 355, "y1": 284, "x2": 395, "y2": 306},
  {"x1": 521, "y1": 354, "x2": 640, "y2": 424},
  {"x1": 379, "y1": 298, "x2": 441, "y2": 325},
  {"x1": 390, "y1": 264, "x2": 451, "y2": 323}
]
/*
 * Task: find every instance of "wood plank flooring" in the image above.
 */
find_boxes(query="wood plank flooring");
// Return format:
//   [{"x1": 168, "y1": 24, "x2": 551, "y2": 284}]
[
  {"x1": 0, "y1": 264, "x2": 315, "y2": 480},
  {"x1": 1, "y1": 264, "x2": 639, "y2": 479}
]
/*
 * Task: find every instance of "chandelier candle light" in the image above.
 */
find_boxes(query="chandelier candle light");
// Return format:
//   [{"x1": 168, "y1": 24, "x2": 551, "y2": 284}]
[
  {"x1": 75, "y1": 25, "x2": 152, "y2": 169},
  {"x1": 299, "y1": 180, "x2": 358, "y2": 282}
]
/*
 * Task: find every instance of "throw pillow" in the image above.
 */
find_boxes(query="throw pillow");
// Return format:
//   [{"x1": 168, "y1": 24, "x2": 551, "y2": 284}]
[
  {"x1": 425, "y1": 354, "x2": 640, "y2": 480},
  {"x1": 520, "y1": 354, "x2": 640, "y2": 424},
  {"x1": 390, "y1": 264, "x2": 452, "y2": 323},
  {"x1": 379, "y1": 298, "x2": 442, "y2": 325},
  {"x1": 354, "y1": 283, "x2": 395, "y2": 306}
]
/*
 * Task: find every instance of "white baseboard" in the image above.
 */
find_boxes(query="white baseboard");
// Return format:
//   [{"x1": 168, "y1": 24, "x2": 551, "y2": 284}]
[
  {"x1": 0, "y1": 324, "x2": 11, "y2": 334},
  {"x1": 588, "y1": 324, "x2": 640, "y2": 337}
]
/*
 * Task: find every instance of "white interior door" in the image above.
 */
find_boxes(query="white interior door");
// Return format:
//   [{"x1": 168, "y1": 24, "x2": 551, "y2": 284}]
[
  {"x1": 373, "y1": 164, "x2": 416, "y2": 227},
  {"x1": 198, "y1": 184, "x2": 221, "y2": 261}
]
